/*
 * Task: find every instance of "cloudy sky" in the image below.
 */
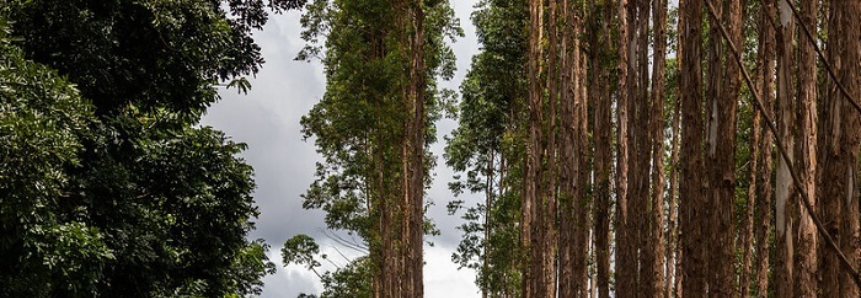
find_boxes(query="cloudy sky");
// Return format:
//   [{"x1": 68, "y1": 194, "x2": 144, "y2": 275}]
[{"x1": 201, "y1": 1, "x2": 483, "y2": 297}]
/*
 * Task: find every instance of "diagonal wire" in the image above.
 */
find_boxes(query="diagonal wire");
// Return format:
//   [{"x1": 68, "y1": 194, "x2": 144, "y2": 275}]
[
  {"x1": 705, "y1": 0, "x2": 861, "y2": 288},
  {"x1": 784, "y1": 0, "x2": 861, "y2": 115}
]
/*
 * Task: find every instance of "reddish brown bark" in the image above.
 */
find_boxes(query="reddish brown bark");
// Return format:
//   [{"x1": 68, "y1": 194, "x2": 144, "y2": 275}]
[
  {"x1": 649, "y1": 0, "x2": 667, "y2": 296},
  {"x1": 679, "y1": 0, "x2": 705, "y2": 297},
  {"x1": 794, "y1": 0, "x2": 818, "y2": 297}
]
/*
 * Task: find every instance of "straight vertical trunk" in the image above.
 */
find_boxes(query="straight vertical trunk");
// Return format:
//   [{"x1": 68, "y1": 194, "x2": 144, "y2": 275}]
[
  {"x1": 408, "y1": 1, "x2": 426, "y2": 296},
  {"x1": 523, "y1": 1, "x2": 544, "y2": 297},
  {"x1": 576, "y1": 35, "x2": 591, "y2": 298},
  {"x1": 713, "y1": 0, "x2": 743, "y2": 297},
  {"x1": 834, "y1": 1, "x2": 861, "y2": 296},
  {"x1": 741, "y1": 1, "x2": 762, "y2": 293},
  {"x1": 704, "y1": 0, "x2": 722, "y2": 295},
  {"x1": 615, "y1": 0, "x2": 632, "y2": 296},
  {"x1": 775, "y1": 1, "x2": 796, "y2": 297},
  {"x1": 819, "y1": 3, "x2": 841, "y2": 297},
  {"x1": 594, "y1": 0, "x2": 613, "y2": 297},
  {"x1": 679, "y1": 0, "x2": 706, "y2": 296},
  {"x1": 794, "y1": 0, "x2": 818, "y2": 296},
  {"x1": 754, "y1": 1, "x2": 776, "y2": 296},
  {"x1": 545, "y1": 1, "x2": 559, "y2": 297},
  {"x1": 671, "y1": 4, "x2": 684, "y2": 296},
  {"x1": 667, "y1": 79, "x2": 681, "y2": 298},
  {"x1": 634, "y1": 1, "x2": 652, "y2": 296},
  {"x1": 649, "y1": 0, "x2": 668, "y2": 296}
]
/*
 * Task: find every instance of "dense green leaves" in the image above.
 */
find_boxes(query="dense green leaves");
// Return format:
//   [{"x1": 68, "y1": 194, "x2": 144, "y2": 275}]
[
  {"x1": 1, "y1": 0, "x2": 297, "y2": 296},
  {"x1": 443, "y1": 0, "x2": 526, "y2": 296}
]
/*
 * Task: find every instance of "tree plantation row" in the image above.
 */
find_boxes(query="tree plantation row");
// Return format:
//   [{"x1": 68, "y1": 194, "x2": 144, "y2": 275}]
[{"x1": 287, "y1": 0, "x2": 861, "y2": 297}]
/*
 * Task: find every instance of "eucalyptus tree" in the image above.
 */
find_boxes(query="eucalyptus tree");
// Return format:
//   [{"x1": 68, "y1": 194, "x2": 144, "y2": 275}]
[
  {"x1": 290, "y1": 0, "x2": 460, "y2": 296},
  {"x1": 444, "y1": 0, "x2": 527, "y2": 297}
]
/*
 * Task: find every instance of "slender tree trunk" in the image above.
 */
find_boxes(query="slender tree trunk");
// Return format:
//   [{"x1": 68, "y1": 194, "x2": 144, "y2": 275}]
[
  {"x1": 754, "y1": 1, "x2": 775, "y2": 296},
  {"x1": 741, "y1": 2, "x2": 762, "y2": 293},
  {"x1": 545, "y1": 1, "x2": 559, "y2": 297},
  {"x1": 524, "y1": 1, "x2": 544, "y2": 297},
  {"x1": 704, "y1": 0, "x2": 722, "y2": 294},
  {"x1": 793, "y1": 0, "x2": 818, "y2": 297},
  {"x1": 615, "y1": 0, "x2": 632, "y2": 296},
  {"x1": 834, "y1": 1, "x2": 861, "y2": 296},
  {"x1": 713, "y1": 0, "x2": 743, "y2": 297},
  {"x1": 819, "y1": 3, "x2": 841, "y2": 296},
  {"x1": 559, "y1": 0, "x2": 575, "y2": 294},
  {"x1": 633, "y1": 1, "x2": 651, "y2": 296},
  {"x1": 577, "y1": 34, "x2": 591, "y2": 298},
  {"x1": 649, "y1": 0, "x2": 667, "y2": 296},
  {"x1": 594, "y1": 0, "x2": 613, "y2": 297},
  {"x1": 671, "y1": 4, "x2": 684, "y2": 296},
  {"x1": 667, "y1": 75, "x2": 681, "y2": 298},
  {"x1": 775, "y1": 1, "x2": 796, "y2": 297},
  {"x1": 680, "y1": 0, "x2": 706, "y2": 296}
]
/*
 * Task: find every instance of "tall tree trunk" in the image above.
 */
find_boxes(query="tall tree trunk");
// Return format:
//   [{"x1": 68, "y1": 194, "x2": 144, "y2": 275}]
[
  {"x1": 545, "y1": 1, "x2": 559, "y2": 297},
  {"x1": 524, "y1": 0, "x2": 544, "y2": 297},
  {"x1": 741, "y1": 1, "x2": 762, "y2": 293},
  {"x1": 754, "y1": 0, "x2": 776, "y2": 296},
  {"x1": 408, "y1": 1, "x2": 426, "y2": 296},
  {"x1": 634, "y1": 0, "x2": 651, "y2": 296},
  {"x1": 577, "y1": 34, "x2": 591, "y2": 298},
  {"x1": 680, "y1": 0, "x2": 706, "y2": 296},
  {"x1": 649, "y1": 0, "x2": 667, "y2": 296},
  {"x1": 819, "y1": 2, "x2": 841, "y2": 296},
  {"x1": 775, "y1": 1, "x2": 796, "y2": 297},
  {"x1": 671, "y1": 4, "x2": 684, "y2": 296},
  {"x1": 615, "y1": 0, "x2": 632, "y2": 296},
  {"x1": 704, "y1": 0, "x2": 722, "y2": 295},
  {"x1": 559, "y1": 0, "x2": 575, "y2": 294},
  {"x1": 794, "y1": 0, "x2": 818, "y2": 296},
  {"x1": 594, "y1": 0, "x2": 613, "y2": 297},
  {"x1": 831, "y1": 0, "x2": 861, "y2": 296},
  {"x1": 712, "y1": 0, "x2": 743, "y2": 297},
  {"x1": 667, "y1": 75, "x2": 682, "y2": 298}
]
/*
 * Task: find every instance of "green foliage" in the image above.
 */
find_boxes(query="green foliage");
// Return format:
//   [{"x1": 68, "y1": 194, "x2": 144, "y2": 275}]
[
  {"x1": 443, "y1": 0, "x2": 526, "y2": 296},
  {"x1": 5, "y1": 0, "x2": 305, "y2": 117},
  {"x1": 292, "y1": 0, "x2": 460, "y2": 296},
  {"x1": 1, "y1": 0, "x2": 297, "y2": 295},
  {"x1": 0, "y1": 21, "x2": 111, "y2": 297},
  {"x1": 282, "y1": 235, "x2": 372, "y2": 298}
]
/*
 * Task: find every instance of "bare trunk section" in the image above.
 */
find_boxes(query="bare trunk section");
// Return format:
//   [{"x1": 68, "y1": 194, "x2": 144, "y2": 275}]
[
  {"x1": 649, "y1": 0, "x2": 667, "y2": 296},
  {"x1": 819, "y1": 3, "x2": 841, "y2": 296},
  {"x1": 667, "y1": 78, "x2": 681, "y2": 298},
  {"x1": 793, "y1": 0, "x2": 818, "y2": 296},
  {"x1": 775, "y1": 1, "x2": 796, "y2": 297},
  {"x1": 634, "y1": 1, "x2": 652, "y2": 296},
  {"x1": 712, "y1": 0, "x2": 743, "y2": 297},
  {"x1": 754, "y1": 1, "x2": 776, "y2": 296},
  {"x1": 523, "y1": 1, "x2": 544, "y2": 297},
  {"x1": 593, "y1": 1, "x2": 613, "y2": 297},
  {"x1": 545, "y1": 1, "x2": 559, "y2": 297},
  {"x1": 615, "y1": 0, "x2": 632, "y2": 296},
  {"x1": 679, "y1": 0, "x2": 705, "y2": 296},
  {"x1": 741, "y1": 1, "x2": 763, "y2": 293},
  {"x1": 836, "y1": 1, "x2": 861, "y2": 296},
  {"x1": 704, "y1": 0, "x2": 723, "y2": 295},
  {"x1": 407, "y1": 1, "x2": 426, "y2": 297}
]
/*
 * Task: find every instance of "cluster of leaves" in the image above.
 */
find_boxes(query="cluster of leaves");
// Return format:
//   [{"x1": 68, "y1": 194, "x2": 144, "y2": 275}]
[
  {"x1": 283, "y1": 0, "x2": 461, "y2": 296},
  {"x1": 443, "y1": 0, "x2": 527, "y2": 296},
  {"x1": 1, "y1": 0, "x2": 301, "y2": 296}
]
